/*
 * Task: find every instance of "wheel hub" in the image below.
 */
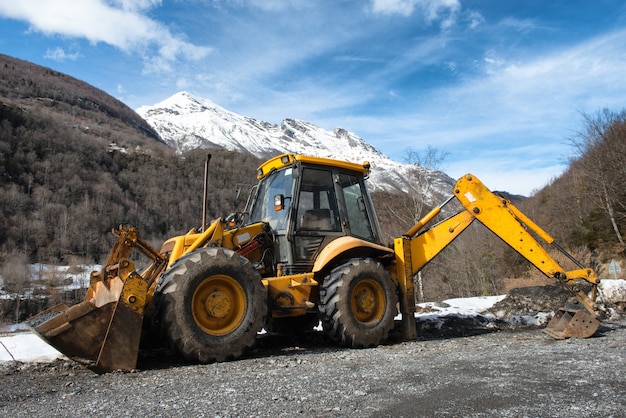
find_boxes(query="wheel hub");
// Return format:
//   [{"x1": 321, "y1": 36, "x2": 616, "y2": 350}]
[
  {"x1": 351, "y1": 278, "x2": 386, "y2": 324},
  {"x1": 205, "y1": 290, "x2": 232, "y2": 318},
  {"x1": 192, "y1": 274, "x2": 247, "y2": 336},
  {"x1": 355, "y1": 288, "x2": 376, "y2": 314}
]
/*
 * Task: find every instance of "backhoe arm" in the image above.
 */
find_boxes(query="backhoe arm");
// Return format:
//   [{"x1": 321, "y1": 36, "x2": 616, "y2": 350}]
[
  {"x1": 453, "y1": 174, "x2": 599, "y2": 313},
  {"x1": 394, "y1": 173, "x2": 600, "y2": 340}
]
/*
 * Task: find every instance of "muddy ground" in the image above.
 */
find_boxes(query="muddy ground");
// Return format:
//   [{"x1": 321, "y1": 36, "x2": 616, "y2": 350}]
[{"x1": 1, "y1": 315, "x2": 625, "y2": 418}]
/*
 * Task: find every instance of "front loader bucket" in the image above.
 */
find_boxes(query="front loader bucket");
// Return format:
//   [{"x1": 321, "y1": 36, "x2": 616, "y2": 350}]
[
  {"x1": 26, "y1": 272, "x2": 148, "y2": 373},
  {"x1": 543, "y1": 308, "x2": 600, "y2": 339}
]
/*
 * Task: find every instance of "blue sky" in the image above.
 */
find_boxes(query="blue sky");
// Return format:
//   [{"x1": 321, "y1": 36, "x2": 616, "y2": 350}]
[{"x1": 1, "y1": 1, "x2": 625, "y2": 195}]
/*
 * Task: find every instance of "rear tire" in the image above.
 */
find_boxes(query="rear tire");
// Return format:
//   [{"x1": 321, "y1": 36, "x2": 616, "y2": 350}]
[
  {"x1": 319, "y1": 258, "x2": 397, "y2": 347},
  {"x1": 157, "y1": 247, "x2": 266, "y2": 363}
]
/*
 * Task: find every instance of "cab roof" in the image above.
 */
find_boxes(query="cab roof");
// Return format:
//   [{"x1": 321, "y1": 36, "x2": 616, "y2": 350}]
[{"x1": 256, "y1": 154, "x2": 371, "y2": 180}]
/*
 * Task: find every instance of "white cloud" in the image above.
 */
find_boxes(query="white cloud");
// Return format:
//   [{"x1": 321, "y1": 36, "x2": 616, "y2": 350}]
[
  {"x1": 379, "y1": 27, "x2": 626, "y2": 147},
  {"x1": 176, "y1": 77, "x2": 190, "y2": 90},
  {"x1": 246, "y1": 0, "x2": 310, "y2": 12},
  {"x1": 497, "y1": 17, "x2": 540, "y2": 33},
  {"x1": 465, "y1": 10, "x2": 485, "y2": 29},
  {"x1": 109, "y1": 0, "x2": 161, "y2": 12},
  {"x1": 488, "y1": 29, "x2": 626, "y2": 116},
  {"x1": 446, "y1": 157, "x2": 565, "y2": 196},
  {"x1": 370, "y1": 0, "x2": 461, "y2": 28},
  {"x1": 44, "y1": 47, "x2": 80, "y2": 62},
  {"x1": 391, "y1": 29, "x2": 626, "y2": 194},
  {"x1": 0, "y1": 0, "x2": 210, "y2": 72},
  {"x1": 371, "y1": 0, "x2": 415, "y2": 16}
]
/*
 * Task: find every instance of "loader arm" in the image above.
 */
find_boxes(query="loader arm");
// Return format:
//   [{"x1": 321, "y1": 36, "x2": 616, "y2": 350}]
[
  {"x1": 395, "y1": 173, "x2": 600, "y2": 340},
  {"x1": 27, "y1": 226, "x2": 168, "y2": 373}
]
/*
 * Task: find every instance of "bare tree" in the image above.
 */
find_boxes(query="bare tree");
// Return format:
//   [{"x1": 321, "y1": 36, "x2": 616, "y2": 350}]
[
  {"x1": 384, "y1": 145, "x2": 449, "y2": 301},
  {"x1": 0, "y1": 251, "x2": 31, "y2": 322},
  {"x1": 570, "y1": 109, "x2": 626, "y2": 245},
  {"x1": 404, "y1": 145, "x2": 450, "y2": 221},
  {"x1": 381, "y1": 145, "x2": 450, "y2": 234}
]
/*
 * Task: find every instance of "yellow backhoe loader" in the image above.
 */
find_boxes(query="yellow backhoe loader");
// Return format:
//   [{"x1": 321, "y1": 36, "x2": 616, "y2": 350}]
[{"x1": 27, "y1": 154, "x2": 602, "y2": 373}]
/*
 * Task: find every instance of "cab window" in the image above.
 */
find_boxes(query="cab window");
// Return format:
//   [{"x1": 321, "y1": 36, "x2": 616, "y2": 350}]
[
  {"x1": 248, "y1": 168, "x2": 293, "y2": 231},
  {"x1": 296, "y1": 168, "x2": 341, "y2": 232},
  {"x1": 338, "y1": 173, "x2": 374, "y2": 241}
]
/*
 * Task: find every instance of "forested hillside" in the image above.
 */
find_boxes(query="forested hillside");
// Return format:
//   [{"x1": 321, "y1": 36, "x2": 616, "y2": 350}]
[
  {"x1": 523, "y1": 110, "x2": 626, "y2": 249},
  {"x1": 0, "y1": 104, "x2": 260, "y2": 261},
  {"x1": 0, "y1": 54, "x2": 624, "y2": 319},
  {"x1": 0, "y1": 54, "x2": 163, "y2": 149},
  {"x1": 0, "y1": 54, "x2": 261, "y2": 264}
]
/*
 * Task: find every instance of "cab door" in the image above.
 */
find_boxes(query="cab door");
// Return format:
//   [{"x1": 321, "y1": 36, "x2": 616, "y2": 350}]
[
  {"x1": 290, "y1": 166, "x2": 343, "y2": 268},
  {"x1": 335, "y1": 172, "x2": 381, "y2": 244}
]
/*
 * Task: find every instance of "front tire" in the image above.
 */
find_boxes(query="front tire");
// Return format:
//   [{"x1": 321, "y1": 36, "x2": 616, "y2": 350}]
[
  {"x1": 157, "y1": 247, "x2": 266, "y2": 363},
  {"x1": 319, "y1": 258, "x2": 397, "y2": 347}
]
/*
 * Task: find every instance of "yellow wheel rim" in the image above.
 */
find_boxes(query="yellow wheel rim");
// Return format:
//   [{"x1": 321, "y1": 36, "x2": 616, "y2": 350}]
[
  {"x1": 192, "y1": 274, "x2": 246, "y2": 336},
  {"x1": 351, "y1": 278, "x2": 386, "y2": 325}
]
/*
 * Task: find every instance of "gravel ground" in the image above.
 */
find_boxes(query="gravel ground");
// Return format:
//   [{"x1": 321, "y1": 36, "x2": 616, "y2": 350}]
[{"x1": 1, "y1": 318, "x2": 625, "y2": 418}]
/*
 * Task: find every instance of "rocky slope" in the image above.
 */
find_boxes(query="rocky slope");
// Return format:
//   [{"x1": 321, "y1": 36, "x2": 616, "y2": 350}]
[{"x1": 137, "y1": 91, "x2": 455, "y2": 199}]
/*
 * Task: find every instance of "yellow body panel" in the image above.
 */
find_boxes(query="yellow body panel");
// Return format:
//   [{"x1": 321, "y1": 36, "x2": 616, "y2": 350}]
[
  {"x1": 262, "y1": 273, "x2": 318, "y2": 317},
  {"x1": 162, "y1": 220, "x2": 268, "y2": 268},
  {"x1": 312, "y1": 236, "x2": 394, "y2": 273},
  {"x1": 401, "y1": 210, "x2": 475, "y2": 273}
]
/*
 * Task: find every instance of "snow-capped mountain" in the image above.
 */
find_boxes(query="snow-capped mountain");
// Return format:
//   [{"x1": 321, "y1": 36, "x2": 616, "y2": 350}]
[{"x1": 136, "y1": 91, "x2": 454, "y2": 201}]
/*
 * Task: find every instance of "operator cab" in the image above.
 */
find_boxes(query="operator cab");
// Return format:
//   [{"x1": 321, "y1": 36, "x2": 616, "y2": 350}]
[{"x1": 247, "y1": 154, "x2": 383, "y2": 275}]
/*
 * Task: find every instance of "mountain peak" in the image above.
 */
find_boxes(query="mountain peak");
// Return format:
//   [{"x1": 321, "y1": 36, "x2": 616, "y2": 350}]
[{"x1": 152, "y1": 91, "x2": 224, "y2": 113}]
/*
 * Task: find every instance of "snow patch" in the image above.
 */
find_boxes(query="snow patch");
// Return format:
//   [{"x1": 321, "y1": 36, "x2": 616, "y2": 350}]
[
  {"x1": 0, "y1": 332, "x2": 64, "y2": 363},
  {"x1": 598, "y1": 279, "x2": 626, "y2": 304}
]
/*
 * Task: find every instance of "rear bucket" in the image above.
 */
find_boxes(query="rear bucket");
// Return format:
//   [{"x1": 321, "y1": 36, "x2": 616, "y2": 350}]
[
  {"x1": 26, "y1": 273, "x2": 148, "y2": 373},
  {"x1": 543, "y1": 308, "x2": 600, "y2": 339}
]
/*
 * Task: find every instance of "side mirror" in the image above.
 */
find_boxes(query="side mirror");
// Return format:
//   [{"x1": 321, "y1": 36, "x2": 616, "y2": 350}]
[{"x1": 274, "y1": 194, "x2": 285, "y2": 211}]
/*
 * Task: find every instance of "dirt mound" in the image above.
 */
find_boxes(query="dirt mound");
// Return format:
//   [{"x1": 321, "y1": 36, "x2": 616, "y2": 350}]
[{"x1": 491, "y1": 284, "x2": 572, "y2": 316}]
